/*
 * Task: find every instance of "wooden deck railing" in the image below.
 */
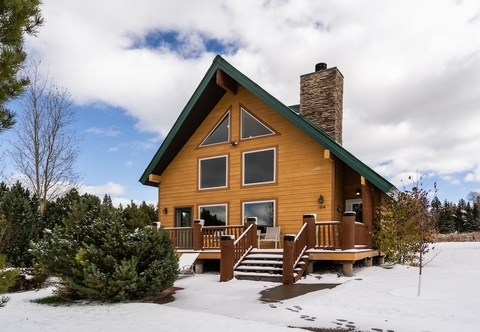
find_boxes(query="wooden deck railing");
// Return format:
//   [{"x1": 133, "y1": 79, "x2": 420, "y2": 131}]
[
  {"x1": 202, "y1": 225, "x2": 247, "y2": 249},
  {"x1": 315, "y1": 221, "x2": 342, "y2": 249},
  {"x1": 164, "y1": 227, "x2": 194, "y2": 249},
  {"x1": 355, "y1": 222, "x2": 368, "y2": 247}
]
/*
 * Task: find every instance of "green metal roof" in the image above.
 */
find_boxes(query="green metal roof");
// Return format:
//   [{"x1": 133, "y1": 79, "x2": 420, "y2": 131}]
[{"x1": 139, "y1": 55, "x2": 396, "y2": 196}]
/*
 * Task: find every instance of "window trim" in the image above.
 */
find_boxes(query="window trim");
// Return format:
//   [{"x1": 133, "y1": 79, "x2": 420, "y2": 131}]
[
  {"x1": 242, "y1": 147, "x2": 277, "y2": 186},
  {"x1": 240, "y1": 106, "x2": 275, "y2": 140},
  {"x1": 198, "y1": 154, "x2": 229, "y2": 190},
  {"x1": 242, "y1": 199, "x2": 276, "y2": 228},
  {"x1": 198, "y1": 203, "x2": 228, "y2": 226},
  {"x1": 199, "y1": 109, "x2": 230, "y2": 147}
]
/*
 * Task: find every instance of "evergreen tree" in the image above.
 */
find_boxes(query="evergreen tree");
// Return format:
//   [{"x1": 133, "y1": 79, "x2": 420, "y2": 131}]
[
  {"x1": 122, "y1": 201, "x2": 154, "y2": 231},
  {"x1": 102, "y1": 194, "x2": 113, "y2": 208},
  {"x1": 0, "y1": 254, "x2": 20, "y2": 307},
  {"x1": 437, "y1": 200, "x2": 456, "y2": 234},
  {"x1": 0, "y1": 0, "x2": 44, "y2": 133},
  {"x1": 31, "y1": 199, "x2": 178, "y2": 302},
  {"x1": 0, "y1": 181, "x2": 42, "y2": 267},
  {"x1": 463, "y1": 203, "x2": 476, "y2": 232}
]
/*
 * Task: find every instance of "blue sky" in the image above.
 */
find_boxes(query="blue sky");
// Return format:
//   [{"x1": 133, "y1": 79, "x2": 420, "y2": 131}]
[{"x1": 1, "y1": 0, "x2": 480, "y2": 206}]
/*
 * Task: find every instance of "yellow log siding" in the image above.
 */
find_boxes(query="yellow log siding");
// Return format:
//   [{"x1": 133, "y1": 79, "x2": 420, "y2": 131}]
[{"x1": 157, "y1": 86, "x2": 337, "y2": 236}]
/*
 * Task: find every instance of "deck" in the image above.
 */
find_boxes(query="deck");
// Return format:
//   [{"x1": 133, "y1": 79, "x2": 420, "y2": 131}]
[{"x1": 158, "y1": 213, "x2": 383, "y2": 284}]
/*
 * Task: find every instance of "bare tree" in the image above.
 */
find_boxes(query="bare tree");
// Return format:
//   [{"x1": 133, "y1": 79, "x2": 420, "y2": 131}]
[{"x1": 7, "y1": 61, "x2": 82, "y2": 209}]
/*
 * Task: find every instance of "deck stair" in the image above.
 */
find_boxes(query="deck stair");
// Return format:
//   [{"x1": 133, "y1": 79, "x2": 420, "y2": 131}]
[{"x1": 234, "y1": 249, "x2": 309, "y2": 283}]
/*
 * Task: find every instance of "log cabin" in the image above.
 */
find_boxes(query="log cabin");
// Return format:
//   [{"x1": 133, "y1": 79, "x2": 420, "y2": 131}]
[{"x1": 140, "y1": 55, "x2": 397, "y2": 283}]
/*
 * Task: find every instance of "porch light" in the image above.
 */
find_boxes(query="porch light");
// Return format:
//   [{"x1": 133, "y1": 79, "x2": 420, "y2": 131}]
[
  {"x1": 356, "y1": 188, "x2": 361, "y2": 196},
  {"x1": 317, "y1": 195, "x2": 324, "y2": 204},
  {"x1": 162, "y1": 207, "x2": 168, "y2": 214}
]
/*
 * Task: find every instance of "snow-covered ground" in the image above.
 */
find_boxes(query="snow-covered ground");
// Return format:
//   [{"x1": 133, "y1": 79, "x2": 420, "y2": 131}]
[{"x1": 2, "y1": 242, "x2": 479, "y2": 332}]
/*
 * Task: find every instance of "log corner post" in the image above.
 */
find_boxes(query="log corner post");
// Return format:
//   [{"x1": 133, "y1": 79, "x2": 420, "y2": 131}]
[
  {"x1": 220, "y1": 235, "x2": 235, "y2": 282},
  {"x1": 193, "y1": 219, "x2": 204, "y2": 251},
  {"x1": 282, "y1": 234, "x2": 295, "y2": 285},
  {"x1": 303, "y1": 214, "x2": 316, "y2": 250},
  {"x1": 246, "y1": 217, "x2": 258, "y2": 248},
  {"x1": 342, "y1": 211, "x2": 355, "y2": 250}
]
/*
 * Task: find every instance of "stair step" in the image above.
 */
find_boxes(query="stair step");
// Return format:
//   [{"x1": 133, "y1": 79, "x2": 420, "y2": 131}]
[
  {"x1": 237, "y1": 265, "x2": 282, "y2": 272},
  {"x1": 241, "y1": 259, "x2": 283, "y2": 265},
  {"x1": 246, "y1": 253, "x2": 283, "y2": 259},
  {"x1": 234, "y1": 271, "x2": 283, "y2": 282}
]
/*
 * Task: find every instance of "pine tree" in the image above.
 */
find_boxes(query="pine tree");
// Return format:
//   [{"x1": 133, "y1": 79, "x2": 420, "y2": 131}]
[
  {"x1": 0, "y1": 181, "x2": 42, "y2": 267},
  {"x1": 0, "y1": 0, "x2": 44, "y2": 133},
  {"x1": 31, "y1": 199, "x2": 178, "y2": 301},
  {"x1": 0, "y1": 254, "x2": 20, "y2": 307},
  {"x1": 437, "y1": 200, "x2": 456, "y2": 234},
  {"x1": 102, "y1": 194, "x2": 113, "y2": 208}
]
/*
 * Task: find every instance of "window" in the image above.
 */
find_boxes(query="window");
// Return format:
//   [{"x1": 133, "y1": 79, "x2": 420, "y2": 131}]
[
  {"x1": 243, "y1": 148, "x2": 275, "y2": 185},
  {"x1": 241, "y1": 108, "x2": 274, "y2": 139},
  {"x1": 199, "y1": 204, "x2": 227, "y2": 226},
  {"x1": 243, "y1": 200, "x2": 275, "y2": 228},
  {"x1": 200, "y1": 112, "x2": 230, "y2": 146},
  {"x1": 199, "y1": 155, "x2": 228, "y2": 189}
]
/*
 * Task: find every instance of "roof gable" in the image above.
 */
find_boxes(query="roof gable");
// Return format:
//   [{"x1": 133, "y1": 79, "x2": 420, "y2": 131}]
[{"x1": 139, "y1": 55, "x2": 396, "y2": 196}]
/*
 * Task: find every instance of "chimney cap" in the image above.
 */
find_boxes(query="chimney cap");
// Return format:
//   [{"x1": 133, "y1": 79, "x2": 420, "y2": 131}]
[{"x1": 315, "y1": 62, "x2": 327, "y2": 71}]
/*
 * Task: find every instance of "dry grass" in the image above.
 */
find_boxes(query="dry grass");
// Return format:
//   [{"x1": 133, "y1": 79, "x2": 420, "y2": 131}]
[{"x1": 433, "y1": 232, "x2": 480, "y2": 242}]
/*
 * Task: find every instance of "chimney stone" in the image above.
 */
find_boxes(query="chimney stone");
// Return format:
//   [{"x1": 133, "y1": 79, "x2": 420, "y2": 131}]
[{"x1": 300, "y1": 64, "x2": 344, "y2": 144}]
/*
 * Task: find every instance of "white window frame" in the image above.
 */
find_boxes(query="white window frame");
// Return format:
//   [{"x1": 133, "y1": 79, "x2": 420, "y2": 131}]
[
  {"x1": 242, "y1": 147, "x2": 276, "y2": 186},
  {"x1": 200, "y1": 111, "x2": 230, "y2": 147},
  {"x1": 242, "y1": 200, "x2": 276, "y2": 228},
  {"x1": 198, "y1": 204, "x2": 228, "y2": 226},
  {"x1": 198, "y1": 155, "x2": 228, "y2": 190},
  {"x1": 240, "y1": 107, "x2": 274, "y2": 140}
]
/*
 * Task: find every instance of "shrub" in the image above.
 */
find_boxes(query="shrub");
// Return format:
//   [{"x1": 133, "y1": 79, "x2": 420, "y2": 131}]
[
  {"x1": 31, "y1": 199, "x2": 178, "y2": 302},
  {"x1": 374, "y1": 185, "x2": 435, "y2": 265},
  {"x1": 0, "y1": 254, "x2": 20, "y2": 307}
]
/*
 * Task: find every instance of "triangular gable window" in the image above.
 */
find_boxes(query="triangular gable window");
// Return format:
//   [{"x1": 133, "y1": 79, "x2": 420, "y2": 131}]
[
  {"x1": 201, "y1": 112, "x2": 230, "y2": 146},
  {"x1": 241, "y1": 108, "x2": 274, "y2": 139}
]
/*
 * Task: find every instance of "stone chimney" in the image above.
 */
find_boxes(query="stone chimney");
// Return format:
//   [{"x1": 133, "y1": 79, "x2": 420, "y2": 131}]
[{"x1": 299, "y1": 63, "x2": 344, "y2": 144}]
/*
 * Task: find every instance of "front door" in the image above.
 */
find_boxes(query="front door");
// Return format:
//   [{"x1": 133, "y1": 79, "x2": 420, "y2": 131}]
[{"x1": 176, "y1": 207, "x2": 192, "y2": 227}]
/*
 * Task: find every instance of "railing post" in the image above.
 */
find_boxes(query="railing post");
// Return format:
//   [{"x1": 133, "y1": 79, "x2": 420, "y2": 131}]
[
  {"x1": 342, "y1": 211, "x2": 356, "y2": 250},
  {"x1": 282, "y1": 234, "x2": 295, "y2": 285},
  {"x1": 193, "y1": 219, "x2": 204, "y2": 251},
  {"x1": 220, "y1": 235, "x2": 235, "y2": 282},
  {"x1": 246, "y1": 217, "x2": 258, "y2": 248},
  {"x1": 303, "y1": 214, "x2": 316, "y2": 249}
]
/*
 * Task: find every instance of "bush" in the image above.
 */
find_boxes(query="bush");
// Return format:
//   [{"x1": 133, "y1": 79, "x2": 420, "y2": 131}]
[
  {"x1": 31, "y1": 199, "x2": 178, "y2": 302},
  {"x1": 374, "y1": 185, "x2": 435, "y2": 265},
  {"x1": 0, "y1": 254, "x2": 20, "y2": 307}
]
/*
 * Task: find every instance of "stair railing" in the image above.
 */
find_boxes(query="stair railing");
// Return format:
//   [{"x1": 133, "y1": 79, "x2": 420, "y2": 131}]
[
  {"x1": 220, "y1": 220, "x2": 257, "y2": 282},
  {"x1": 283, "y1": 214, "x2": 314, "y2": 284}
]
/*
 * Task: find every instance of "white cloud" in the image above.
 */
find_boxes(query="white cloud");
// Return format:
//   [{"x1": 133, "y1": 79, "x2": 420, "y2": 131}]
[
  {"x1": 79, "y1": 182, "x2": 127, "y2": 197},
  {"x1": 111, "y1": 197, "x2": 157, "y2": 209},
  {"x1": 24, "y1": 0, "x2": 480, "y2": 201},
  {"x1": 86, "y1": 126, "x2": 121, "y2": 137}
]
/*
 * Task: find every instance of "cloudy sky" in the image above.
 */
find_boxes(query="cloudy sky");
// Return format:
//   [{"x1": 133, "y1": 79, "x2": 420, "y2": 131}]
[{"x1": 4, "y1": 0, "x2": 480, "y2": 206}]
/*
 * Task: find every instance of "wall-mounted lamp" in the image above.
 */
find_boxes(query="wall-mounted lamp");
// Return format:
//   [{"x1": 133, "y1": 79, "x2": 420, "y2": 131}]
[
  {"x1": 318, "y1": 195, "x2": 324, "y2": 204},
  {"x1": 162, "y1": 207, "x2": 168, "y2": 214},
  {"x1": 356, "y1": 188, "x2": 361, "y2": 196},
  {"x1": 337, "y1": 206, "x2": 341, "y2": 213},
  {"x1": 230, "y1": 141, "x2": 238, "y2": 146}
]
